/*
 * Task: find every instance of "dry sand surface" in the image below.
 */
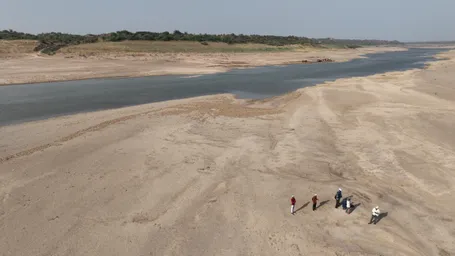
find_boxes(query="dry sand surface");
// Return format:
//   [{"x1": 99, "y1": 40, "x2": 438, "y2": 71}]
[
  {"x1": 1, "y1": 50, "x2": 455, "y2": 256},
  {"x1": 0, "y1": 41, "x2": 405, "y2": 85}
]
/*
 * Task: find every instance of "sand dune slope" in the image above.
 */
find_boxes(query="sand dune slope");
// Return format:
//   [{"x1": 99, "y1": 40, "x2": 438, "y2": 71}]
[{"x1": 0, "y1": 51, "x2": 455, "y2": 256}]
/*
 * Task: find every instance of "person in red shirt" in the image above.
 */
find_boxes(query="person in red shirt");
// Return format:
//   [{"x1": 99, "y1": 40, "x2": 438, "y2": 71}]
[
  {"x1": 312, "y1": 194, "x2": 319, "y2": 211},
  {"x1": 291, "y1": 195, "x2": 296, "y2": 215}
]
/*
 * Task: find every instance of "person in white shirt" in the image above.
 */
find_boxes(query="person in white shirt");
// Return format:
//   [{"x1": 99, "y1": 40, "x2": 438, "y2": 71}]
[
  {"x1": 291, "y1": 195, "x2": 296, "y2": 215},
  {"x1": 369, "y1": 206, "x2": 380, "y2": 224},
  {"x1": 346, "y1": 198, "x2": 351, "y2": 214}
]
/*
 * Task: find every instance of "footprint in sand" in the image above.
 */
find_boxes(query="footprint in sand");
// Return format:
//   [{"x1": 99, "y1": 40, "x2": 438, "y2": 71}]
[{"x1": 290, "y1": 244, "x2": 303, "y2": 256}]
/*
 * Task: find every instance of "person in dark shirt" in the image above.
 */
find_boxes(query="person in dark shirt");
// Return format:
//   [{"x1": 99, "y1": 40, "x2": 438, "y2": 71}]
[{"x1": 334, "y1": 188, "x2": 342, "y2": 208}]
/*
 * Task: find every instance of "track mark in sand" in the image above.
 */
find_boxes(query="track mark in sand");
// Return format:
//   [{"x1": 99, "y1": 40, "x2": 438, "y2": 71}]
[
  {"x1": 438, "y1": 248, "x2": 451, "y2": 256},
  {"x1": 352, "y1": 191, "x2": 372, "y2": 203},
  {"x1": 129, "y1": 177, "x2": 198, "y2": 225},
  {"x1": 440, "y1": 216, "x2": 453, "y2": 222},
  {"x1": 0, "y1": 110, "x2": 158, "y2": 164},
  {"x1": 268, "y1": 132, "x2": 278, "y2": 150},
  {"x1": 207, "y1": 197, "x2": 218, "y2": 203},
  {"x1": 47, "y1": 215, "x2": 59, "y2": 221},
  {"x1": 290, "y1": 244, "x2": 303, "y2": 256},
  {"x1": 268, "y1": 233, "x2": 285, "y2": 252},
  {"x1": 0, "y1": 143, "x2": 53, "y2": 164},
  {"x1": 131, "y1": 212, "x2": 162, "y2": 224},
  {"x1": 1, "y1": 171, "x2": 56, "y2": 203},
  {"x1": 0, "y1": 95, "x2": 283, "y2": 164},
  {"x1": 85, "y1": 215, "x2": 126, "y2": 226},
  {"x1": 197, "y1": 166, "x2": 214, "y2": 175},
  {"x1": 268, "y1": 232, "x2": 302, "y2": 255},
  {"x1": 252, "y1": 167, "x2": 312, "y2": 181}
]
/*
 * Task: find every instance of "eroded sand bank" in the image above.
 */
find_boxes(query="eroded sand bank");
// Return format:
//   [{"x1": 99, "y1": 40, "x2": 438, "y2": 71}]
[{"x1": 0, "y1": 50, "x2": 454, "y2": 255}]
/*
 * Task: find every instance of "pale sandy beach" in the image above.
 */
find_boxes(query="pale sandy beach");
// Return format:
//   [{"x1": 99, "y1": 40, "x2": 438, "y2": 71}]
[
  {"x1": 1, "y1": 50, "x2": 455, "y2": 255},
  {"x1": 0, "y1": 41, "x2": 406, "y2": 85}
]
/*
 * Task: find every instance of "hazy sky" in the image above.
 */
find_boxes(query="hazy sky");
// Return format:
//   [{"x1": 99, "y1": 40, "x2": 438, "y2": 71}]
[{"x1": 1, "y1": 0, "x2": 454, "y2": 42}]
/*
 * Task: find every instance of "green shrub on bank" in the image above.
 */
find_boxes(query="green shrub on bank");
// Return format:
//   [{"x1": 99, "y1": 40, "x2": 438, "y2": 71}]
[{"x1": 0, "y1": 29, "x2": 403, "y2": 55}]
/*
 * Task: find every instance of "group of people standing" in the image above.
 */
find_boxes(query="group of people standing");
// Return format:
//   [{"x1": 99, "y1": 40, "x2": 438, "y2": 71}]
[
  {"x1": 335, "y1": 188, "x2": 355, "y2": 214},
  {"x1": 290, "y1": 188, "x2": 382, "y2": 224}
]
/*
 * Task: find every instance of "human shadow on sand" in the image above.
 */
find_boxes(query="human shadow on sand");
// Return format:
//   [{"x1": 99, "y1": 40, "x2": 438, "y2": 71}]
[
  {"x1": 295, "y1": 202, "x2": 310, "y2": 213},
  {"x1": 348, "y1": 203, "x2": 361, "y2": 214},
  {"x1": 316, "y1": 200, "x2": 330, "y2": 209},
  {"x1": 374, "y1": 212, "x2": 388, "y2": 224}
]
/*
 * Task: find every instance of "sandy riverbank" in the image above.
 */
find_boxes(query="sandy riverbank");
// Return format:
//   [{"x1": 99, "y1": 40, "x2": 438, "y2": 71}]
[
  {"x1": 0, "y1": 42, "x2": 406, "y2": 85},
  {"x1": 1, "y1": 50, "x2": 454, "y2": 255}
]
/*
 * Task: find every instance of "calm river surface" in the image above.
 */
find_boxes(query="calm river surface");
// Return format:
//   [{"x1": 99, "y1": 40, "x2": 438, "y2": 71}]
[{"x1": 0, "y1": 48, "x2": 446, "y2": 126}]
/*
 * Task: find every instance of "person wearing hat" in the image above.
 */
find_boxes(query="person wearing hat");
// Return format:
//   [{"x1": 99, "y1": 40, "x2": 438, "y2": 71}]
[
  {"x1": 334, "y1": 188, "x2": 343, "y2": 208},
  {"x1": 312, "y1": 194, "x2": 319, "y2": 211},
  {"x1": 369, "y1": 206, "x2": 380, "y2": 224},
  {"x1": 290, "y1": 195, "x2": 296, "y2": 214}
]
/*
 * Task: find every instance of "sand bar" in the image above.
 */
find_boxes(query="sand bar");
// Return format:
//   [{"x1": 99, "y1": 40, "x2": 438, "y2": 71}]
[{"x1": 0, "y1": 41, "x2": 406, "y2": 85}]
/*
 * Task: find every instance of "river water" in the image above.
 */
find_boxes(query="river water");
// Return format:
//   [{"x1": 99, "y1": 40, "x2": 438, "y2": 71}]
[{"x1": 0, "y1": 48, "x2": 446, "y2": 126}]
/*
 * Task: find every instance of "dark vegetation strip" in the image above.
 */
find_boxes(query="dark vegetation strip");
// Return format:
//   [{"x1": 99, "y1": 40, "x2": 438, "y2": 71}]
[{"x1": 0, "y1": 29, "x2": 403, "y2": 55}]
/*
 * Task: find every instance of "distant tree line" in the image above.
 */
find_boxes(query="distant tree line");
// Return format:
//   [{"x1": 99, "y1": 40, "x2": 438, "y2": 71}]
[
  {"x1": 101, "y1": 30, "x2": 316, "y2": 46},
  {"x1": 0, "y1": 29, "x2": 403, "y2": 55},
  {"x1": 0, "y1": 29, "x2": 98, "y2": 54}
]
